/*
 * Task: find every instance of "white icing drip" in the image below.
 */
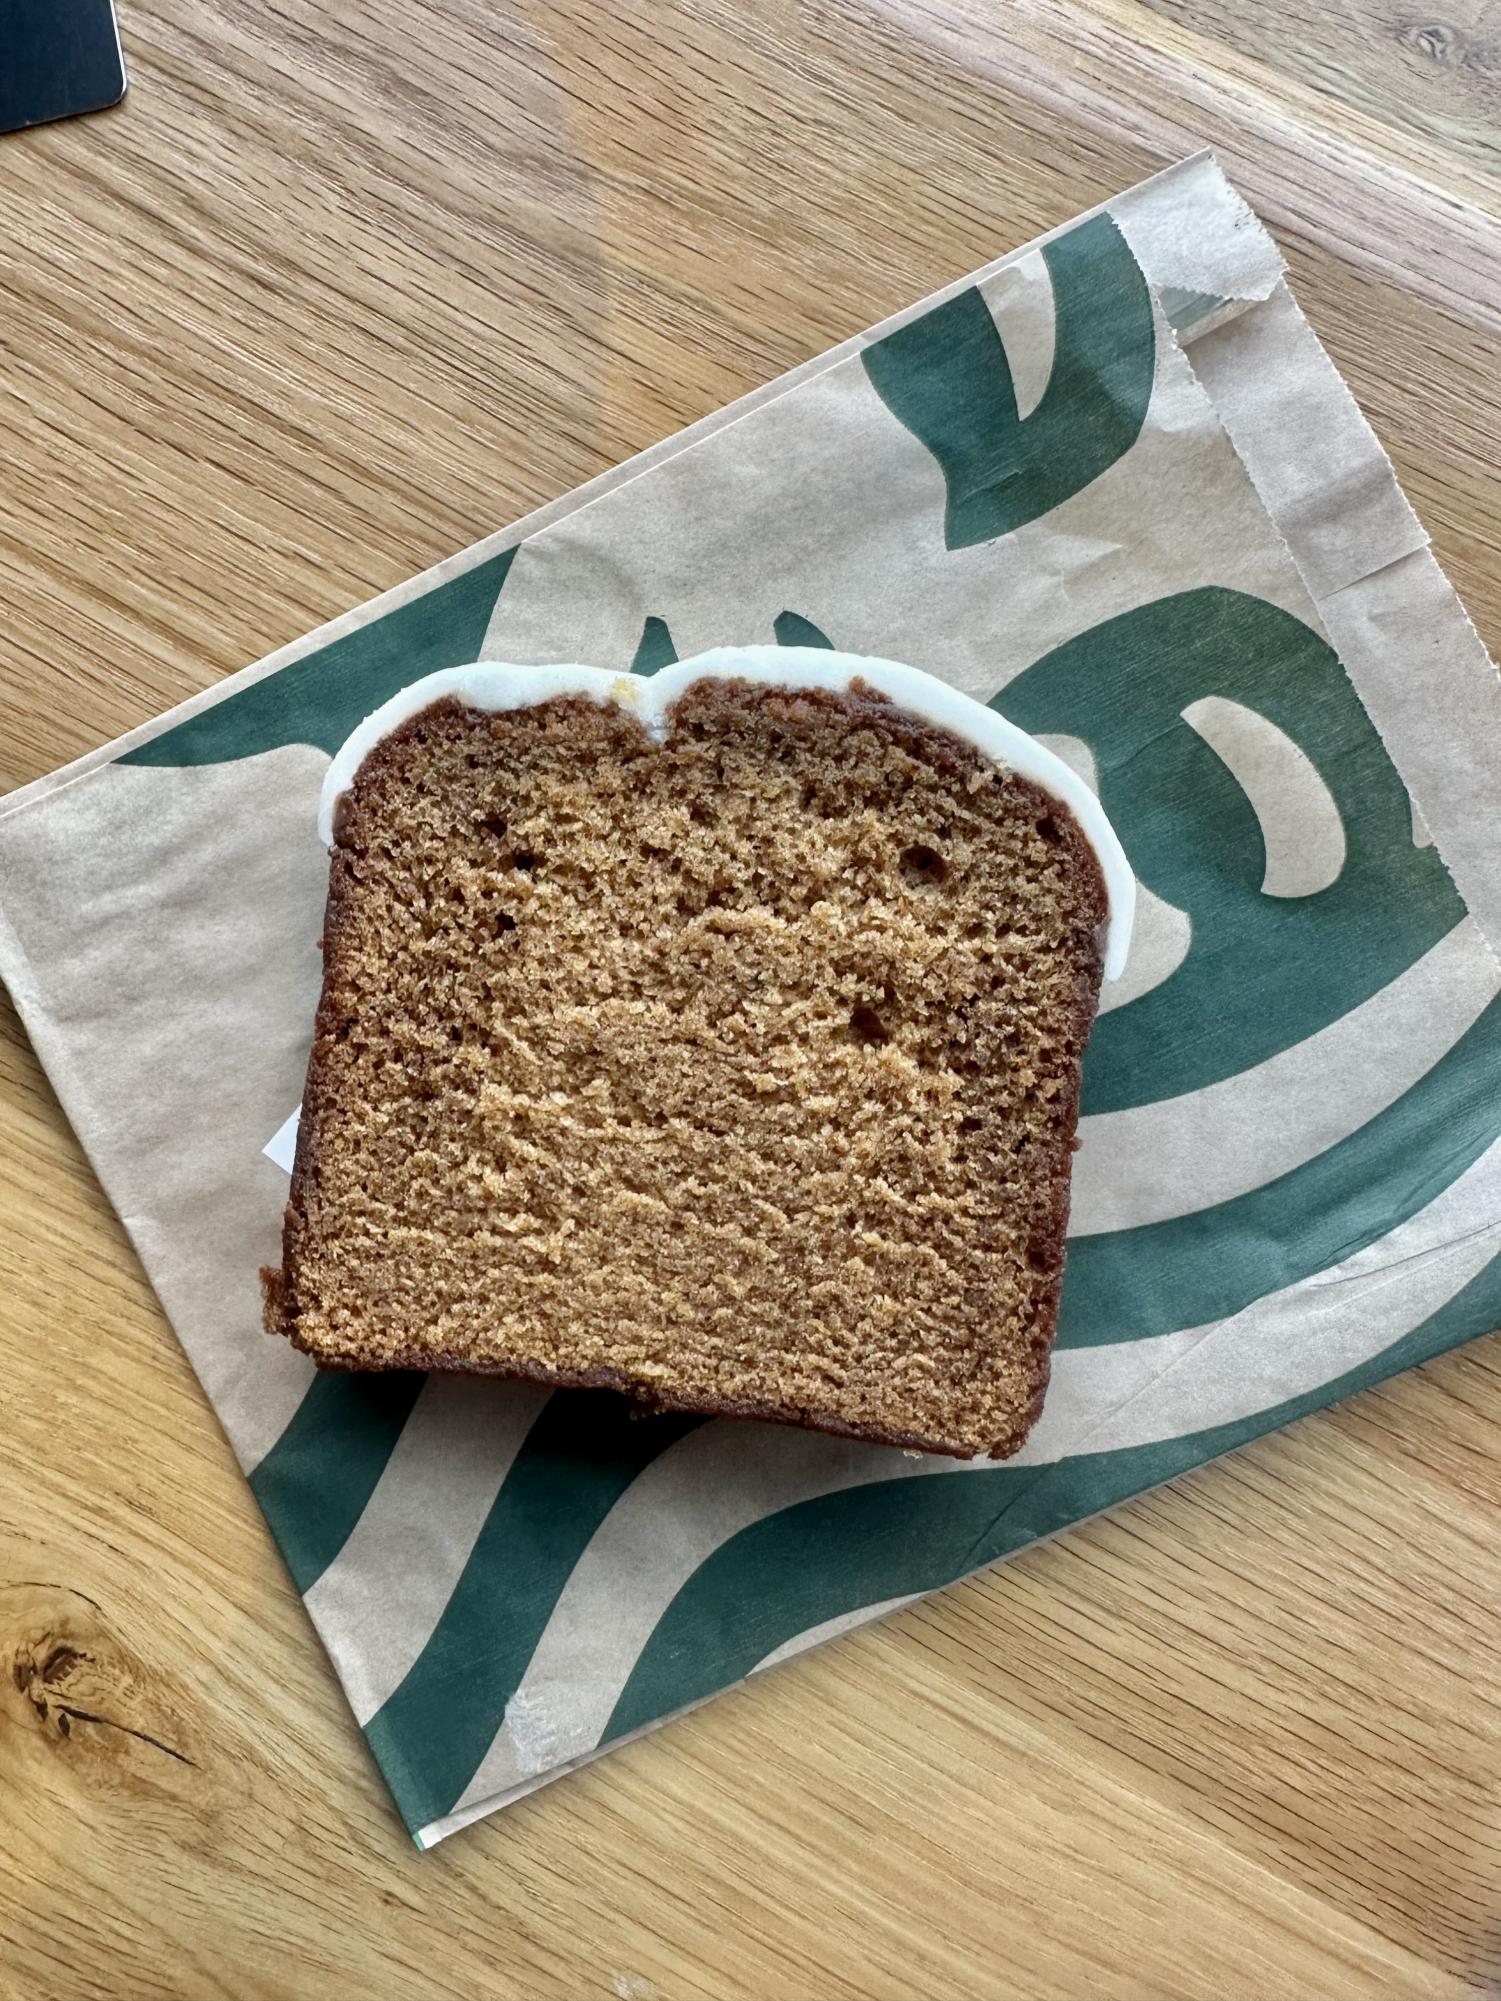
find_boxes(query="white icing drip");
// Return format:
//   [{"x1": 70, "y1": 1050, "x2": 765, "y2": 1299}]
[{"x1": 317, "y1": 646, "x2": 1135, "y2": 980}]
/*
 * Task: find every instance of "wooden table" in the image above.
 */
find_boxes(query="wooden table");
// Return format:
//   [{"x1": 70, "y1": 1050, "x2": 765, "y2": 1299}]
[{"x1": 4, "y1": 4, "x2": 1500, "y2": 1995}]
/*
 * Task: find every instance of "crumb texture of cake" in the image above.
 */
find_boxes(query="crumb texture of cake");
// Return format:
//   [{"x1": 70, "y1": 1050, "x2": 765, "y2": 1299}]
[{"x1": 266, "y1": 677, "x2": 1109, "y2": 1460}]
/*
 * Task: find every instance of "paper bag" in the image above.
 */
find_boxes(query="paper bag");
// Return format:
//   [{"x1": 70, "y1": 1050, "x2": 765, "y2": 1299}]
[{"x1": 4, "y1": 156, "x2": 1499, "y2": 1846}]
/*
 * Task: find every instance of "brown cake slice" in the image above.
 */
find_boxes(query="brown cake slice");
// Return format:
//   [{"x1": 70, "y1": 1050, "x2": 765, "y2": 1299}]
[{"x1": 263, "y1": 651, "x2": 1129, "y2": 1459}]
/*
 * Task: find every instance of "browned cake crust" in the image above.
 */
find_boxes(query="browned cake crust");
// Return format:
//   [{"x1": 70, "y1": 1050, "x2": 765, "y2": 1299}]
[{"x1": 263, "y1": 678, "x2": 1107, "y2": 1459}]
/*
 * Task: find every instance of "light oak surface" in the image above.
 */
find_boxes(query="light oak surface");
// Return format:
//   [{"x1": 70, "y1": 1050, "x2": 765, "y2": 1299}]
[{"x1": 3, "y1": 3, "x2": 1501, "y2": 1996}]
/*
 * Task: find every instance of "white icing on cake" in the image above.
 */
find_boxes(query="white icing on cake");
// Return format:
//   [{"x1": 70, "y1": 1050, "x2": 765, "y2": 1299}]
[{"x1": 318, "y1": 646, "x2": 1136, "y2": 981}]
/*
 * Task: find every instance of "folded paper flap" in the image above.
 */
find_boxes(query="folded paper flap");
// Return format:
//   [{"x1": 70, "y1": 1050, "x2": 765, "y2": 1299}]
[
  {"x1": 1113, "y1": 150, "x2": 1286, "y2": 328},
  {"x1": 1184, "y1": 283, "x2": 1501, "y2": 972},
  {"x1": 1191, "y1": 283, "x2": 1427, "y2": 594},
  {"x1": 3, "y1": 157, "x2": 1499, "y2": 1846}
]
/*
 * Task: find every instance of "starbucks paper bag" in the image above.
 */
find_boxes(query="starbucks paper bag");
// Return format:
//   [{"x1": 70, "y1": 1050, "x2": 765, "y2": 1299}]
[{"x1": 3, "y1": 154, "x2": 1499, "y2": 1847}]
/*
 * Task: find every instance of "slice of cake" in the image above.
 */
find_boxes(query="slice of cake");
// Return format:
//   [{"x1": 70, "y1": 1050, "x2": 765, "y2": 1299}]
[{"x1": 263, "y1": 647, "x2": 1132, "y2": 1460}]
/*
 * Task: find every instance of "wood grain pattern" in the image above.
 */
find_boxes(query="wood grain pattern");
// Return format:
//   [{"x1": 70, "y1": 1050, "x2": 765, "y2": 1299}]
[
  {"x1": 1131, "y1": 0, "x2": 1501, "y2": 172},
  {"x1": 3, "y1": 2, "x2": 1500, "y2": 1995}
]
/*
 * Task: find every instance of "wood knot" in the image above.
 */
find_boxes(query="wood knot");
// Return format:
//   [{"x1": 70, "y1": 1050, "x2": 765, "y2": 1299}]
[
  {"x1": 1395, "y1": 18, "x2": 1460, "y2": 65},
  {"x1": 1, "y1": 1582, "x2": 198, "y2": 1797}
]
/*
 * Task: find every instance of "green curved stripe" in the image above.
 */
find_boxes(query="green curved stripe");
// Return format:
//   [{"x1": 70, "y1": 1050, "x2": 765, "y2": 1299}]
[
  {"x1": 999, "y1": 588, "x2": 1465, "y2": 1112},
  {"x1": 773, "y1": 611, "x2": 834, "y2": 649},
  {"x1": 631, "y1": 615, "x2": 679, "y2": 675},
  {"x1": 249, "y1": 1369, "x2": 426, "y2": 1594},
  {"x1": 1059, "y1": 984, "x2": 1501, "y2": 1347},
  {"x1": 364, "y1": 1391, "x2": 703, "y2": 1835},
  {"x1": 604, "y1": 1249, "x2": 1501, "y2": 1742},
  {"x1": 861, "y1": 213, "x2": 1155, "y2": 547},
  {"x1": 121, "y1": 547, "x2": 517, "y2": 766}
]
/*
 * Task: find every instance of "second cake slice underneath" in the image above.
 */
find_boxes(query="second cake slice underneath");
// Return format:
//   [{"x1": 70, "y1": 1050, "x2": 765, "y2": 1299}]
[{"x1": 266, "y1": 663, "x2": 1112, "y2": 1459}]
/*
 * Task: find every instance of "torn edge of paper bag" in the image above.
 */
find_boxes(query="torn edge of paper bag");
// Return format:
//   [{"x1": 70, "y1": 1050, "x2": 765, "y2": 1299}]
[{"x1": 0, "y1": 151, "x2": 1273, "y2": 828}]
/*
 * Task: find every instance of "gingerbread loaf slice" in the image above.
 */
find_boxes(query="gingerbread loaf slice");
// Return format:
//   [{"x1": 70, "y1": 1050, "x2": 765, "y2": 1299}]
[{"x1": 263, "y1": 649, "x2": 1131, "y2": 1460}]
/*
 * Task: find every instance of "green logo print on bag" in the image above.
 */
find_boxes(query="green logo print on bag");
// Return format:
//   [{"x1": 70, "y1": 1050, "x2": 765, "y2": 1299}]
[
  {"x1": 862, "y1": 213, "x2": 1156, "y2": 545},
  {"x1": 1000, "y1": 587, "x2": 1464, "y2": 1110},
  {"x1": 994, "y1": 586, "x2": 1494, "y2": 1349}
]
